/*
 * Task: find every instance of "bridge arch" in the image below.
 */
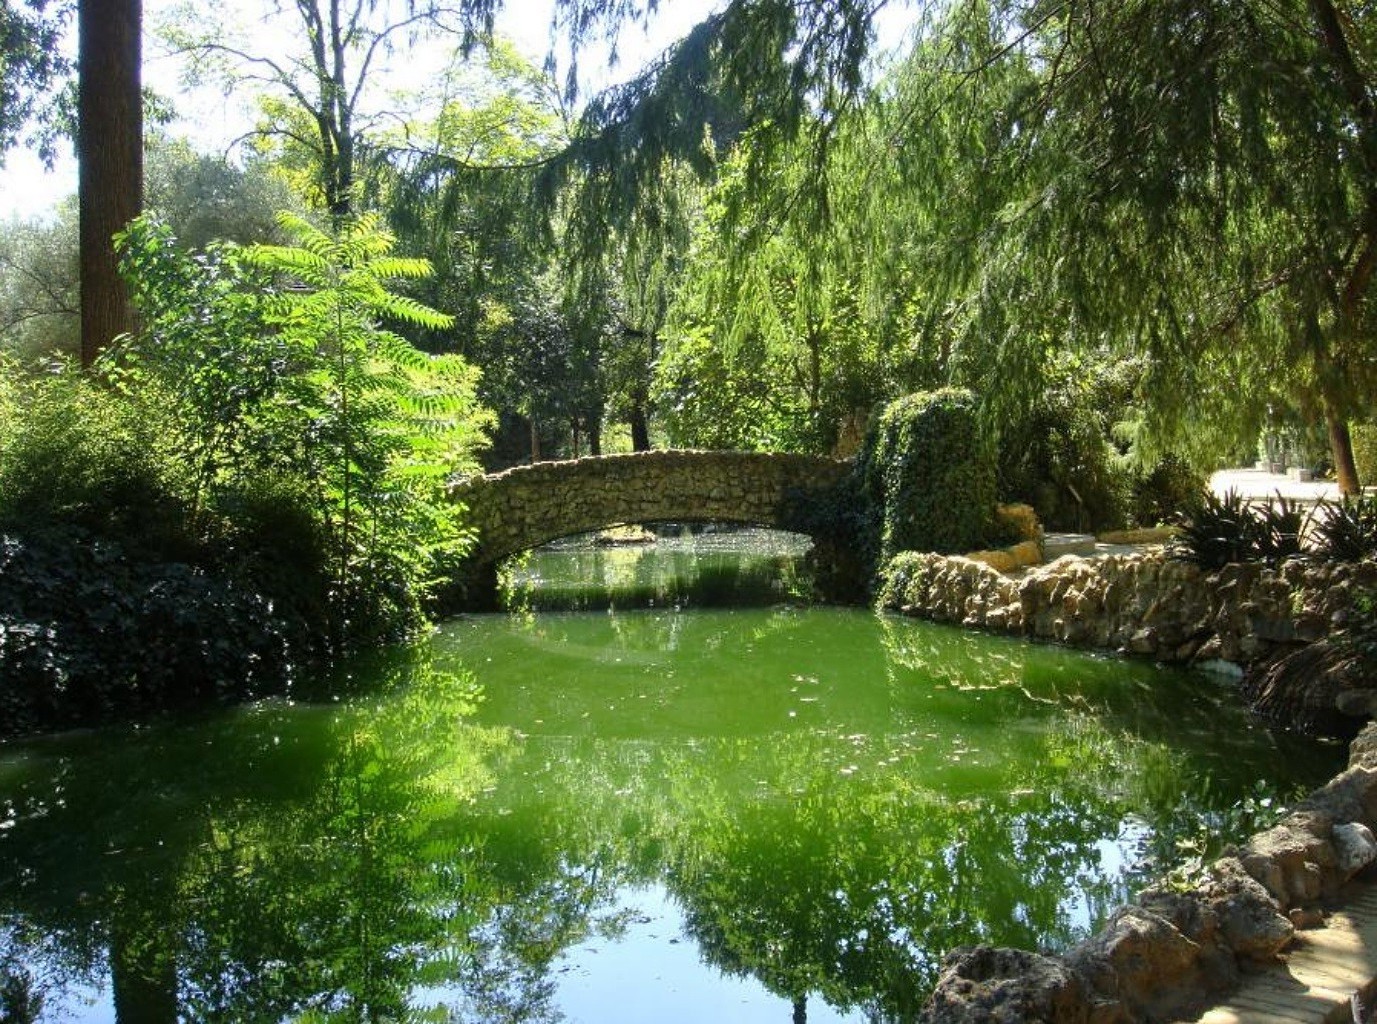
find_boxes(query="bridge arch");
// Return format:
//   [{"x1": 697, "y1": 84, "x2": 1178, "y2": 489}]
[{"x1": 446, "y1": 450, "x2": 853, "y2": 607}]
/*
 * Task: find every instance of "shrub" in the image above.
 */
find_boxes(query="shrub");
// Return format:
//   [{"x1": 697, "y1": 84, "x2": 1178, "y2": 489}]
[
  {"x1": 1253, "y1": 495, "x2": 1315, "y2": 565},
  {"x1": 1169, "y1": 489, "x2": 1262, "y2": 571},
  {"x1": 1312, "y1": 495, "x2": 1377, "y2": 562},
  {"x1": 0, "y1": 359, "x2": 196, "y2": 559},
  {"x1": 114, "y1": 212, "x2": 494, "y2": 652},
  {"x1": 1130, "y1": 454, "x2": 1205, "y2": 528},
  {"x1": 858, "y1": 388, "x2": 997, "y2": 560},
  {"x1": 1351, "y1": 423, "x2": 1377, "y2": 489},
  {"x1": 994, "y1": 360, "x2": 1138, "y2": 533},
  {"x1": 0, "y1": 527, "x2": 301, "y2": 738},
  {"x1": 1170, "y1": 490, "x2": 1315, "y2": 570}
]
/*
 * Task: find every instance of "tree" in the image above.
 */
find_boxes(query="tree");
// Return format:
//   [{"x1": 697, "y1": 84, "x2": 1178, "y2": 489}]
[
  {"x1": 0, "y1": 0, "x2": 70, "y2": 159},
  {"x1": 143, "y1": 136, "x2": 302, "y2": 248},
  {"x1": 78, "y1": 0, "x2": 142, "y2": 365},
  {"x1": 966, "y1": 0, "x2": 1377, "y2": 492},
  {"x1": 782, "y1": 0, "x2": 1377, "y2": 487},
  {"x1": 0, "y1": 142, "x2": 297, "y2": 362},
  {"x1": 657, "y1": 138, "x2": 889, "y2": 454},
  {"x1": 0, "y1": 206, "x2": 80, "y2": 358},
  {"x1": 379, "y1": 40, "x2": 594, "y2": 463},
  {"x1": 169, "y1": 0, "x2": 497, "y2": 219}
]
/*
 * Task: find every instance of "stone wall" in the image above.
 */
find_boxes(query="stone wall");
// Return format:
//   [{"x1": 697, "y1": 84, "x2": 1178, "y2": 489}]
[
  {"x1": 449, "y1": 450, "x2": 851, "y2": 568},
  {"x1": 919, "y1": 723, "x2": 1377, "y2": 1023},
  {"x1": 878, "y1": 549, "x2": 1377, "y2": 669}
]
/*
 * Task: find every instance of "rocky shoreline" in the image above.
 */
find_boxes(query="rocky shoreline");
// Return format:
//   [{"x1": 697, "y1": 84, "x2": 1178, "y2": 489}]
[
  {"x1": 879, "y1": 547, "x2": 1377, "y2": 1021},
  {"x1": 919, "y1": 723, "x2": 1377, "y2": 1022},
  {"x1": 878, "y1": 549, "x2": 1377, "y2": 733}
]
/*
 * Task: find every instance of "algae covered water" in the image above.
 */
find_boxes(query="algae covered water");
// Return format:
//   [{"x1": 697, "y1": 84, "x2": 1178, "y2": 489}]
[{"x1": 0, "y1": 536, "x2": 1342, "y2": 1023}]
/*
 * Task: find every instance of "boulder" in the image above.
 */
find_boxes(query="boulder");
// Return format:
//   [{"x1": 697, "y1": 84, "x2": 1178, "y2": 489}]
[
  {"x1": 1198, "y1": 858, "x2": 1293, "y2": 962},
  {"x1": 1332, "y1": 822, "x2": 1377, "y2": 879},
  {"x1": 919, "y1": 946, "x2": 1110, "y2": 1024},
  {"x1": 1072, "y1": 905, "x2": 1218, "y2": 1021}
]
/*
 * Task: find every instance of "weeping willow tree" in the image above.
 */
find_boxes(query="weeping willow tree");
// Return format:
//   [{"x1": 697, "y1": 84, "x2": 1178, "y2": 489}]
[
  {"x1": 535, "y1": 0, "x2": 1376, "y2": 485},
  {"x1": 914, "y1": 0, "x2": 1377, "y2": 491}
]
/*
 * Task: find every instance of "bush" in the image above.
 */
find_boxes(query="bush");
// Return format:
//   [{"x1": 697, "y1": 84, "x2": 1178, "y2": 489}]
[
  {"x1": 1130, "y1": 454, "x2": 1205, "y2": 528},
  {"x1": 0, "y1": 527, "x2": 301, "y2": 738},
  {"x1": 0, "y1": 361, "x2": 196, "y2": 559},
  {"x1": 115, "y1": 213, "x2": 494, "y2": 652},
  {"x1": 1169, "y1": 490, "x2": 1316, "y2": 570},
  {"x1": 993, "y1": 356, "x2": 1154, "y2": 533},
  {"x1": 0, "y1": 365, "x2": 310, "y2": 735},
  {"x1": 1313, "y1": 495, "x2": 1377, "y2": 562},
  {"x1": 1351, "y1": 423, "x2": 1377, "y2": 489},
  {"x1": 858, "y1": 388, "x2": 997, "y2": 560}
]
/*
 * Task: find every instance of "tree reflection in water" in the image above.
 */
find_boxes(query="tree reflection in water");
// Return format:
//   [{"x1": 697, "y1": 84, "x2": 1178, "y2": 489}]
[{"x1": 0, "y1": 610, "x2": 1339, "y2": 1022}]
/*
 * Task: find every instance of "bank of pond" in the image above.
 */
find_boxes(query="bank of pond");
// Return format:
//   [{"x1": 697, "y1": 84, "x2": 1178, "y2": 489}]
[{"x1": 0, "y1": 531, "x2": 1344, "y2": 1022}]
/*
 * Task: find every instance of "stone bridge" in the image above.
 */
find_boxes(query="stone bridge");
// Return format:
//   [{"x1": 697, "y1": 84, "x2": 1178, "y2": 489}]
[{"x1": 445, "y1": 450, "x2": 853, "y2": 607}]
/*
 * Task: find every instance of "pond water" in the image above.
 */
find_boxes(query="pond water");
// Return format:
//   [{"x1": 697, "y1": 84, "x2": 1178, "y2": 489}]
[{"x1": 0, "y1": 531, "x2": 1343, "y2": 1023}]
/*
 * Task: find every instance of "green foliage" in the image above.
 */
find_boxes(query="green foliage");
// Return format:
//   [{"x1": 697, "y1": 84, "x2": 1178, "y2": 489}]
[
  {"x1": 1351, "y1": 423, "x2": 1377, "y2": 489},
  {"x1": 1253, "y1": 496, "x2": 1316, "y2": 566},
  {"x1": 1169, "y1": 490, "x2": 1262, "y2": 571},
  {"x1": 240, "y1": 211, "x2": 494, "y2": 644},
  {"x1": 656, "y1": 141, "x2": 886, "y2": 454},
  {"x1": 0, "y1": 357, "x2": 194, "y2": 557},
  {"x1": 1130, "y1": 455, "x2": 1206, "y2": 530},
  {"x1": 0, "y1": 0, "x2": 67, "y2": 157},
  {"x1": 0, "y1": 360, "x2": 307, "y2": 733},
  {"x1": 0, "y1": 527, "x2": 301, "y2": 737},
  {"x1": 144, "y1": 136, "x2": 301, "y2": 248},
  {"x1": 1313, "y1": 496, "x2": 1377, "y2": 563},
  {"x1": 995, "y1": 359, "x2": 1139, "y2": 533},
  {"x1": 1169, "y1": 490, "x2": 1319, "y2": 571},
  {"x1": 858, "y1": 388, "x2": 997, "y2": 560},
  {"x1": 0, "y1": 206, "x2": 79, "y2": 359},
  {"x1": 0, "y1": 212, "x2": 495, "y2": 732}
]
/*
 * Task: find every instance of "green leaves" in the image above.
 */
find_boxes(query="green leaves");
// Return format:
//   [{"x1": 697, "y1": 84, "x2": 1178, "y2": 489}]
[
  {"x1": 859, "y1": 388, "x2": 999, "y2": 561},
  {"x1": 243, "y1": 212, "x2": 492, "y2": 648},
  {"x1": 111, "y1": 211, "x2": 493, "y2": 654}
]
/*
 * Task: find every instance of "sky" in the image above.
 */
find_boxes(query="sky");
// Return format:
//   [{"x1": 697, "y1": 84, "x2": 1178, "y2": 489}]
[{"x1": 0, "y1": 0, "x2": 725, "y2": 219}]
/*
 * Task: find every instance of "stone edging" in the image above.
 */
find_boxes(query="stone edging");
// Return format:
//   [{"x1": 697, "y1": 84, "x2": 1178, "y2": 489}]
[
  {"x1": 878, "y1": 549, "x2": 1377, "y2": 671},
  {"x1": 918, "y1": 723, "x2": 1377, "y2": 1023}
]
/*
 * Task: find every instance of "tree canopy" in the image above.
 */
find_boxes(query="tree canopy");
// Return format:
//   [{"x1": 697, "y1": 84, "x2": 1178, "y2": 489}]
[{"x1": 3, "y1": 0, "x2": 1376, "y2": 479}]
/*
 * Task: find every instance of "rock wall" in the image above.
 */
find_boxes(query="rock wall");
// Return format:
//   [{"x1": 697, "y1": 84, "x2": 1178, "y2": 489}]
[
  {"x1": 878, "y1": 549, "x2": 1377, "y2": 668},
  {"x1": 919, "y1": 724, "x2": 1377, "y2": 1023}
]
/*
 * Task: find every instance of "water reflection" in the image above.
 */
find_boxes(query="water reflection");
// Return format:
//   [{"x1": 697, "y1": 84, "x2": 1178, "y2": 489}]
[
  {"x1": 0, "y1": 607, "x2": 1341, "y2": 1023},
  {"x1": 502, "y1": 527, "x2": 814, "y2": 611}
]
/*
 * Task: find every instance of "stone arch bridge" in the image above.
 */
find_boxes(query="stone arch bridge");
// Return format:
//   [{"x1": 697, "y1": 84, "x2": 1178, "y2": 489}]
[{"x1": 446, "y1": 450, "x2": 853, "y2": 608}]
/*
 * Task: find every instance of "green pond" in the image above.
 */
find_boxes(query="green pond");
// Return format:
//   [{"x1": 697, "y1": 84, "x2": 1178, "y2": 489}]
[{"x1": 0, "y1": 531, "x2": 1343, "y2": 1023}]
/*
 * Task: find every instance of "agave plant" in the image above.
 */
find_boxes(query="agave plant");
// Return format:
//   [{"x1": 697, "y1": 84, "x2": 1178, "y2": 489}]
[
  {"x1": 1313, "y1": 495, "x2": 1377, "y2": 562},
  {"x1": 1253, "y1": 492, "x2": 1317, "y2": 565},
  {"x1": 1170, "y1": 488, "x2": 1263, "y2": 571}
]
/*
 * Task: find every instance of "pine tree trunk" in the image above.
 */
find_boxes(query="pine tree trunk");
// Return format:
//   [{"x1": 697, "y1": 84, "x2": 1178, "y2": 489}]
[{"x1": 79, "y1": 0, "x2": 143, "y2": 367}]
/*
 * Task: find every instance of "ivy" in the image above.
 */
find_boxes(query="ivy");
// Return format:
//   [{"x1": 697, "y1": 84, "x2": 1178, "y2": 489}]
[{"x1": 858, "y1": 388, "x2": 998, "y2": 562}]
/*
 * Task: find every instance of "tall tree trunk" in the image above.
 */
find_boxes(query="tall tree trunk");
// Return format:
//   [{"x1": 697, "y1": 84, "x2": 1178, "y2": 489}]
[
  {"x1": 529, "y1": 416, "x2": 541, "y2": 463},
  {"x1": 79, "y1": 0, "x2": 143, "y2": 367},
  {"x1": 629, "y1": 401, "x2": 650, "y2": 452},
  {"x1": 1327, "y1": 405, "x2": 1360, "y2": 495},
  {"x1": 587, "y1": 406, "x2": 603, "y2": 456}
]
